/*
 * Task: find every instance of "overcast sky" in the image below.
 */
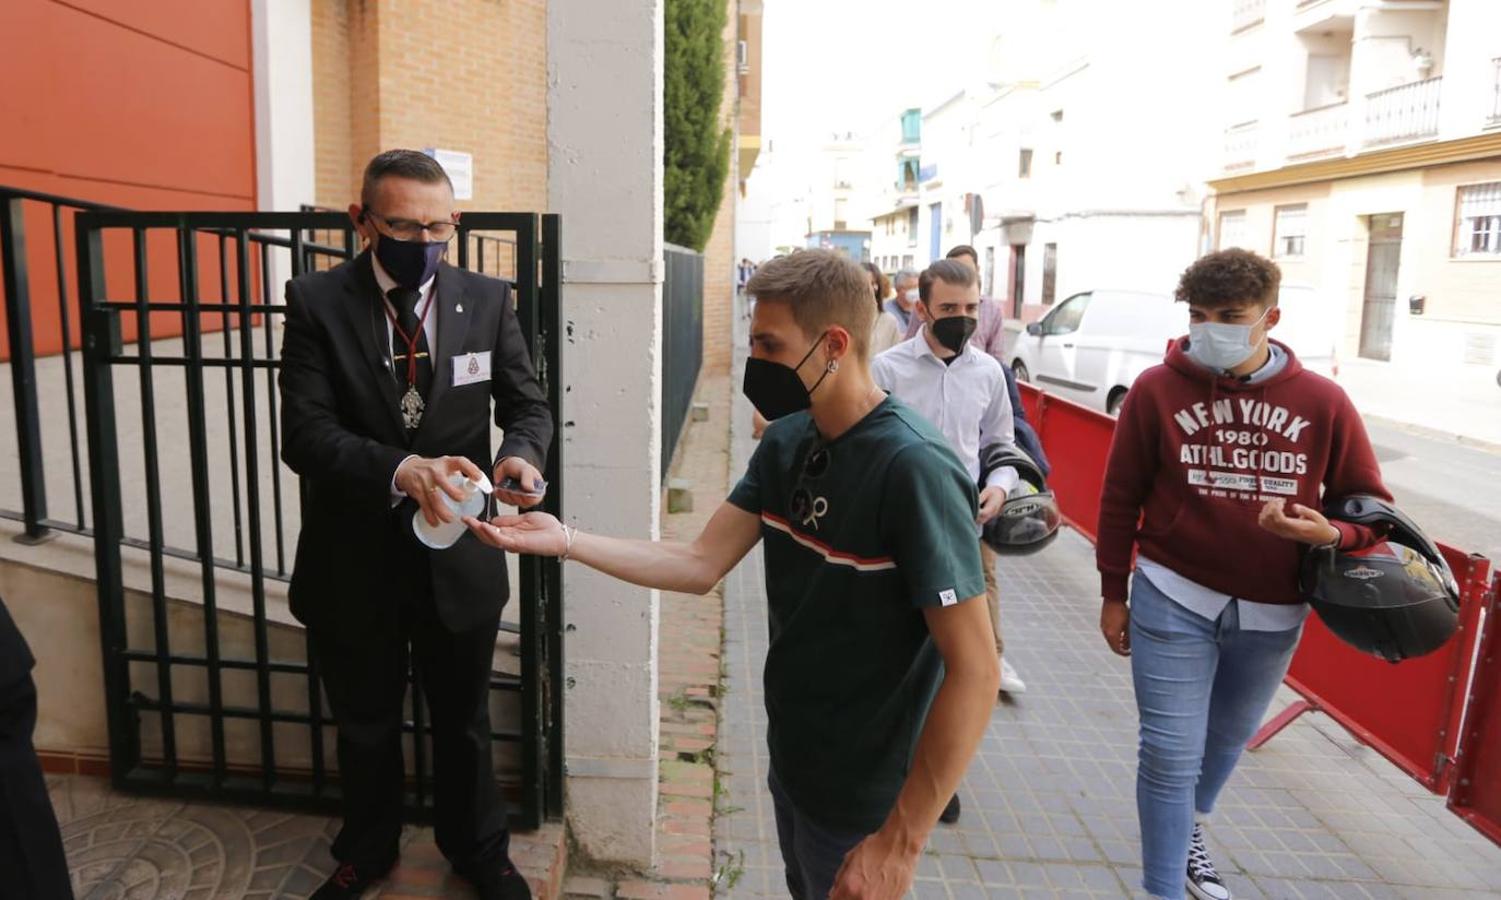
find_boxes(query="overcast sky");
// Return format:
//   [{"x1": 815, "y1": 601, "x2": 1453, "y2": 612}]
[
  {"x1": 745, "y1": 0, "x2": 1022, "y2": 248},
  {"x1": 758, "y1": 0, "x2": 1016, "y2": 156}
]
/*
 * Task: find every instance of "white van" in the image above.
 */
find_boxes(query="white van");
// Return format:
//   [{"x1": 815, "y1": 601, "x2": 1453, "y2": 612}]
[{"x1": 1009, "y1": 285, "x2": 1339, "y2": 415}]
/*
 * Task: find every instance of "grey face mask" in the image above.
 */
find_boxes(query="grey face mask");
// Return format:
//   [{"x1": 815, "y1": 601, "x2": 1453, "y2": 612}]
[{"x1": 1187, "y1": 309, "x2": 1269, "y2": 371}]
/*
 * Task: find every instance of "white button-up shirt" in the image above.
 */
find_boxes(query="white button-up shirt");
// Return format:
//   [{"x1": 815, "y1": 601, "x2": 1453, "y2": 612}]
[{"x1": 870, "y1": 328, "x2": 1019, "y2": 492}]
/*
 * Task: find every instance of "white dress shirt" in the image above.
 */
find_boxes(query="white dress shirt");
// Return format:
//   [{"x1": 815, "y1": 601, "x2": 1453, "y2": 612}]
[{"x1": 870, "y1": 328, "x2": 1020, "y2": 494}]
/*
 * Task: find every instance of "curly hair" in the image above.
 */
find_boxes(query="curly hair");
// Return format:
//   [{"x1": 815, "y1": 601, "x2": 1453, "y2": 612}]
[{"x1": 1175, "y1": 248, "x2": 1281, "y2": 309}]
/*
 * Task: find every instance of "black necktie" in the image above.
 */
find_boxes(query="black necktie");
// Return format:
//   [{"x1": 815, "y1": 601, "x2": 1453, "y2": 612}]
[{"x1": 388, "y1": 286, "x2": 432, "y2": 402}]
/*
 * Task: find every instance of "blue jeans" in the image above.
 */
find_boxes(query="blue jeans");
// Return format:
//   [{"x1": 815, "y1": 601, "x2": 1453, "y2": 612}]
[
  {"x1": 768, "y1": 768, "x2": 869, "y2": 899},
  {"x1": 1129, "y1": 572, "x2": 1302, "y2": 899}
]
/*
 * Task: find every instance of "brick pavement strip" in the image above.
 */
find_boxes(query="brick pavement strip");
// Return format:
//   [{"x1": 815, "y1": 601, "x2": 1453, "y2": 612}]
[{"x1": 562, "y1": 374, "x2": 733, "y2": 898}]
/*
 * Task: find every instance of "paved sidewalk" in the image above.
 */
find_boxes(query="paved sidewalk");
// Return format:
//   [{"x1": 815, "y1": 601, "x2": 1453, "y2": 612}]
[
  {"x1": 1338, "y1": 358, "x2": 1501, "y2": 449},
  {"x1": 711, "y1": 322, "x2": 1501, "y2": 898},
  {"x1": 47, "y1": 772, "x2": 566, "y2": 898}
]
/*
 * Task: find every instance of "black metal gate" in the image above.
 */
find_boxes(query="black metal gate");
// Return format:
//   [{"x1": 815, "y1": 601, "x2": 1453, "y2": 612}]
[
  {"x1": 73, "y1": 209, "x2": 564, "y2": 828},
  {"x1": 661, "y1": 243, "x2": 704, "y2": 478}
]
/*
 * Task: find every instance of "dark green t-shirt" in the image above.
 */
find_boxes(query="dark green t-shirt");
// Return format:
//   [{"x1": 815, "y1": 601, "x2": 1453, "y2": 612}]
[{"x1": 727, "y1": 396, "x2": 986, "y2": 833}]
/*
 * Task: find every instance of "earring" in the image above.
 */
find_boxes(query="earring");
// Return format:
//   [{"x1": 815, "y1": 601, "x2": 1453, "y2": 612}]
[{"x1": 827, "y1": 359, "x2": 839, "y2": 373}]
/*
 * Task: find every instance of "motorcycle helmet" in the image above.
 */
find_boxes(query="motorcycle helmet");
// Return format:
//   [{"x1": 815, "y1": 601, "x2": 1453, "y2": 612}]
[
  {"x1": 1300, "y1": 495, "x2": 1461, "y2": 663},
  {"x1": 980, "y1": 447, "x2": 1061, "y2": 556}
]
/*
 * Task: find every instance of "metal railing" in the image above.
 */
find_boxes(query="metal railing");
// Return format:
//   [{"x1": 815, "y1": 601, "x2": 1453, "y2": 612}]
[
  {"x1": 661, "y1": 244, "x2": 704, "y2": 478},
  {"x1": 1490, "y1": 58, "x2": 1501, "y2": 125},
  {"x1": 1231, "y1": 0, "x2": 1266, "y2": 33},
  {"x1": 1288, "y1": 101, "x2": 1349, "y2": 160},
  {"x1": 1, "y1": 192, "x2": 566, "y2": 827},
  {"x1": 1223, "y1": 121, "x2": 1259, "y2": 170},
  {"x1": 298, "y1": 205, "x2": 518, "y2": 282},
  {"x1": 1, "y1": 187, "x2": 116, "y2": 543},
  {"x1": 1365, "y1": 76, "x2": 1443, "y2": 148}
]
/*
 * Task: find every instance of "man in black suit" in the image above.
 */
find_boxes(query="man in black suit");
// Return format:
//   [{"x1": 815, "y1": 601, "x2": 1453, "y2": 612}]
[
  {"x1": 0, "y1": 594, "x2": 75, "y2": 900},
  {"x1": 279, "y1": 149, "x2": 552, "y2": 900}
]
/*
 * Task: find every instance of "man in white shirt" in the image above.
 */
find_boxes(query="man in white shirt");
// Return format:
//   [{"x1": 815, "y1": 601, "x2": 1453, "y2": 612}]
[{"x1": 871, "y1": 259, "x2": 1028, "y2": 699}]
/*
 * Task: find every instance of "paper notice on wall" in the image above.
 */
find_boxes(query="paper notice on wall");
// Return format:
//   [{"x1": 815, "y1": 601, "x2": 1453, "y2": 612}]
[{"x1": 425, "y1": 148, "x2": 474, "y2": 200}]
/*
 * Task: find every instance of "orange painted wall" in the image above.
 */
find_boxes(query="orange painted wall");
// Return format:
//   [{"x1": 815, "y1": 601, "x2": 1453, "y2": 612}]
[{"x1": 0, "y1": 0, "x2": 258, "y2": 357}]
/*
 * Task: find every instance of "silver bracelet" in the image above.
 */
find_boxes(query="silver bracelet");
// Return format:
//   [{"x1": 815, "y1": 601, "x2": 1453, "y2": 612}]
[{"x1": 561, "y1": 524, "x2": 577, "y2": 561}]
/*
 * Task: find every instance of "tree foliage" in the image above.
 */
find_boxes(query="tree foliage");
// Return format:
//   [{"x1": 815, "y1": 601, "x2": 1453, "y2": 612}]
[{"x1": 665, "y1": 0, "x2": 732, "y2": 251}]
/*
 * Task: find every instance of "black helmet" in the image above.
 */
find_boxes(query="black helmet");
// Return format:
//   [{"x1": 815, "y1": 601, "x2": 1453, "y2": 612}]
[
  {"x1": 1300, "y1": 495, "x2": 1460, "y2": 663},
  {"x1": 979, "y1": 447, "x2": 1061, "y2": 556}
]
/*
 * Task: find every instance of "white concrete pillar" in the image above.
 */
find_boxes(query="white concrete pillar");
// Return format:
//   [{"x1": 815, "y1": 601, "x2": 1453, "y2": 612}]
[
  {"x1": 548, "y1": 0, "x2": 664, "y2": 867},
  {"x1": 250, "y1": 0, "x2": 315, "y2": 297}
]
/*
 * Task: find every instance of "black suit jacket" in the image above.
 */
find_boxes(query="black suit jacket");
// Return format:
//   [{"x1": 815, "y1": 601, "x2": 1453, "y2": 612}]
[
  {"x1": 0, "y1": 595, "x2": 35, "y2": 688},
  {"x1": 279, "y1": 251, "x2": 553, "y2": 635}
]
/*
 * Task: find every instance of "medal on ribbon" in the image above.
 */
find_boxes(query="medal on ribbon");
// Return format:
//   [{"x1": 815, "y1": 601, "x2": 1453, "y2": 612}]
[{"x1": 400, "y1": 384, "x2": 425, "y2": 430}]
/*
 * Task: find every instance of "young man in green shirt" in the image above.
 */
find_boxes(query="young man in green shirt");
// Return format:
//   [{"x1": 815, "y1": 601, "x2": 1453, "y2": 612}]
[{"x1": 466, "y1": 250, "x2": 999, "y2": 899}]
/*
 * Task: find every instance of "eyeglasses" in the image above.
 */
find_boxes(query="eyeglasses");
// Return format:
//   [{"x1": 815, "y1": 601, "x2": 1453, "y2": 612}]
[
  {"x1": 367, "y1": 211, "x2": 458, "y2": 242},
  {"x1": 789, "y1": 444, "x2": 831, "y2": 528}
]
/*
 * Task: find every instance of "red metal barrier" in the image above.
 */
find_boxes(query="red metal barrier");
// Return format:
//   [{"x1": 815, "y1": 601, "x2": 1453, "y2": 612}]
[
  {"x1": 1017, "y1": 383, "x2": 1110, "y2": 543},
  {"x1": 1449, "y1": 571, "x2": 1501, "y2": 844},
  {"x1": 1260, "y1": 551, "x2": 1491, "y2": 791},
  {"x1": 1016, "y1": 380, "x2": 1500, "y2": 843}
]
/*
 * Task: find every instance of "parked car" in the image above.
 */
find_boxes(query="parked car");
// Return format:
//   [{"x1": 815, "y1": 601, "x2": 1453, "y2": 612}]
[{"x1": 1009, "y1": 285, "x2": 1340, "y2": 415}]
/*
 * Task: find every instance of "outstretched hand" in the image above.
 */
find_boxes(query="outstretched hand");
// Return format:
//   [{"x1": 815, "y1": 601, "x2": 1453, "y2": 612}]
[{"x1": 464, "y1": 512, "x2": 568, "y2": 556}]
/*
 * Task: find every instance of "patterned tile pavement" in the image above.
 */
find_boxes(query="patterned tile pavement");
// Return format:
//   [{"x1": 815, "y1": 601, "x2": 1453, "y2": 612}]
[
  {"x1": 710, "y1": 317, "x2": 1501, "y2": 899},
  {"x1": 47, "y1": 771, "x2": 565, "y2": 898}
]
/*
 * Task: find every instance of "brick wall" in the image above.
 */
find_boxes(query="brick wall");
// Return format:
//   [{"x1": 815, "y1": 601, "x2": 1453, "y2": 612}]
[
  {"x1": 311, "y1": 0, "x2": 353, "y2": 207},
  {"x1": 700, "y1": 0, "x2": 740, "y2": 375},
  {"x1": 311, "y1": 0, "x2": 548, "y2": 214}
]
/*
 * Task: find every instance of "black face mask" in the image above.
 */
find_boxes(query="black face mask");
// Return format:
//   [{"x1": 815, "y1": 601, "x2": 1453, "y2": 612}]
[
  {"x1": 374, "y1": 233, "x2": 446, "y2": 290},
  {"x1": 742, "y1": 333, "x2": 832, "y2": 421},
  {"x1": 931, "y1": 315, "x2": 978, "y2": 354}
]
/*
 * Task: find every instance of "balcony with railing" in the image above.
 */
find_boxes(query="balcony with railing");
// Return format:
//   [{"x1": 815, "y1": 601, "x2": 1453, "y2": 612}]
[
  {"x1": 1232, "y1": 0, "x2": 1266, "y2": 33},
  {"x1": 1364, "y1": 76, "x2": 1442, "y2": 148},
  {"x1": 1223, "y1": 121, "x2": 1259, "y2": 171},
  {"x1": 1490, "y1": 58, "x2": 1501, "y2": 127},
  {"x1": 1287, "y1": 101, "x2": 1349, "y2": 160}
]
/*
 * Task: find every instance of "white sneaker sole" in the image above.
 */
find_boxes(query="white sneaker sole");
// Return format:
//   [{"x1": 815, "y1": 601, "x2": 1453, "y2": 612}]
[{"x1": 1187, "y1": 878, "x2": 1231, "y2": 900}]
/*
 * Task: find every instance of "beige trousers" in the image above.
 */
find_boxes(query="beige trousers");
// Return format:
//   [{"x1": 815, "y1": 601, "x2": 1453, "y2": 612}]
[{"x1": 980, "y1": 540, "x2": 1003, "y2": 656}]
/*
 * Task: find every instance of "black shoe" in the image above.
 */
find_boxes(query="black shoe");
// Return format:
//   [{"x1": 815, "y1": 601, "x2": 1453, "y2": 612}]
[
  {"x1": 1186, "y1": 824, "x2": 1231, "y2": 900},
  {"x1": 473, "y1": 864, "x2": 533, "y2": 900},
  {"x1": 311, "y1": 861, "x2": 389, "y2": 899},
  {"x1": 939, "y1": 794, "x2": 961, "y2": 825}
]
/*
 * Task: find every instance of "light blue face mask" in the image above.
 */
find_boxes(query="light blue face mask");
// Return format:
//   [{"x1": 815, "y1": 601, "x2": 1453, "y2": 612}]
[{"x1": 1187, "y1": 308, "x2": 1270, "y2": 372}]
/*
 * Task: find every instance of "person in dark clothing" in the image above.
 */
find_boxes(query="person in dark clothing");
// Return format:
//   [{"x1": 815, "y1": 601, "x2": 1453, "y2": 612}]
[
  {"x1": 0, "y1": 594, "x2": 74, "y2": 900},
  {"x1": 279, "y1": 149, "x2": 552, "y2": 900}
]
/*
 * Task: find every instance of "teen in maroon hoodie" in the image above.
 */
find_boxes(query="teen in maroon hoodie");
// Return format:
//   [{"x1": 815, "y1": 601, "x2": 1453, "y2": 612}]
[{"x1": 1096, "y1": 249, "x2": 1389, "y2": 900}]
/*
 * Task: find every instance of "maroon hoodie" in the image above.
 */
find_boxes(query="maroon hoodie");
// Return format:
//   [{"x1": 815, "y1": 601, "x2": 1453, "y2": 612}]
[{"x1": 1097, "y1": 338, "x2": 1390, "y2": 606}]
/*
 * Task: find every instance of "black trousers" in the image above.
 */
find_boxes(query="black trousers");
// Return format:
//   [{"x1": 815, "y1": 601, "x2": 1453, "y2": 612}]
[
  {"x1": 310, "y1": 551, "x2": 510, "y2": 878},
  {"x1": 0, "y1": 675, "x2": 74, "y2": 900}
]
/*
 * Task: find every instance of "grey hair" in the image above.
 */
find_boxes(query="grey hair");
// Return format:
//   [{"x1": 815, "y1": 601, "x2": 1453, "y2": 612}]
[
  {"x1": 360, "y1": 149, "x2": 453, "y2": 208},
  {"x1": 893, "y1": 267, "x2": 920, "y2": 285}
]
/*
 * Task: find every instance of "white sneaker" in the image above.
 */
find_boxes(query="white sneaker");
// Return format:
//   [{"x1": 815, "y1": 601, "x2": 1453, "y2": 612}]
[{"x1": 999, "y1": 657, "x2": 1027, "y2": 694}]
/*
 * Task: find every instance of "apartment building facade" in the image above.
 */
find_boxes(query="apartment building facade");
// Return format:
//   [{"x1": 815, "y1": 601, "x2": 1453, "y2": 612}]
[{"x1": 1211, "y1": 0, "x2": 1501, "y2": 370}]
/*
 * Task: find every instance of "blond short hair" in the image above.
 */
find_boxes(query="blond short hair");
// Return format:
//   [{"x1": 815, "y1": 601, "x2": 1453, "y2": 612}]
[{"x1": 746, "y1": 251, "x2": 874, "y2": 359}]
